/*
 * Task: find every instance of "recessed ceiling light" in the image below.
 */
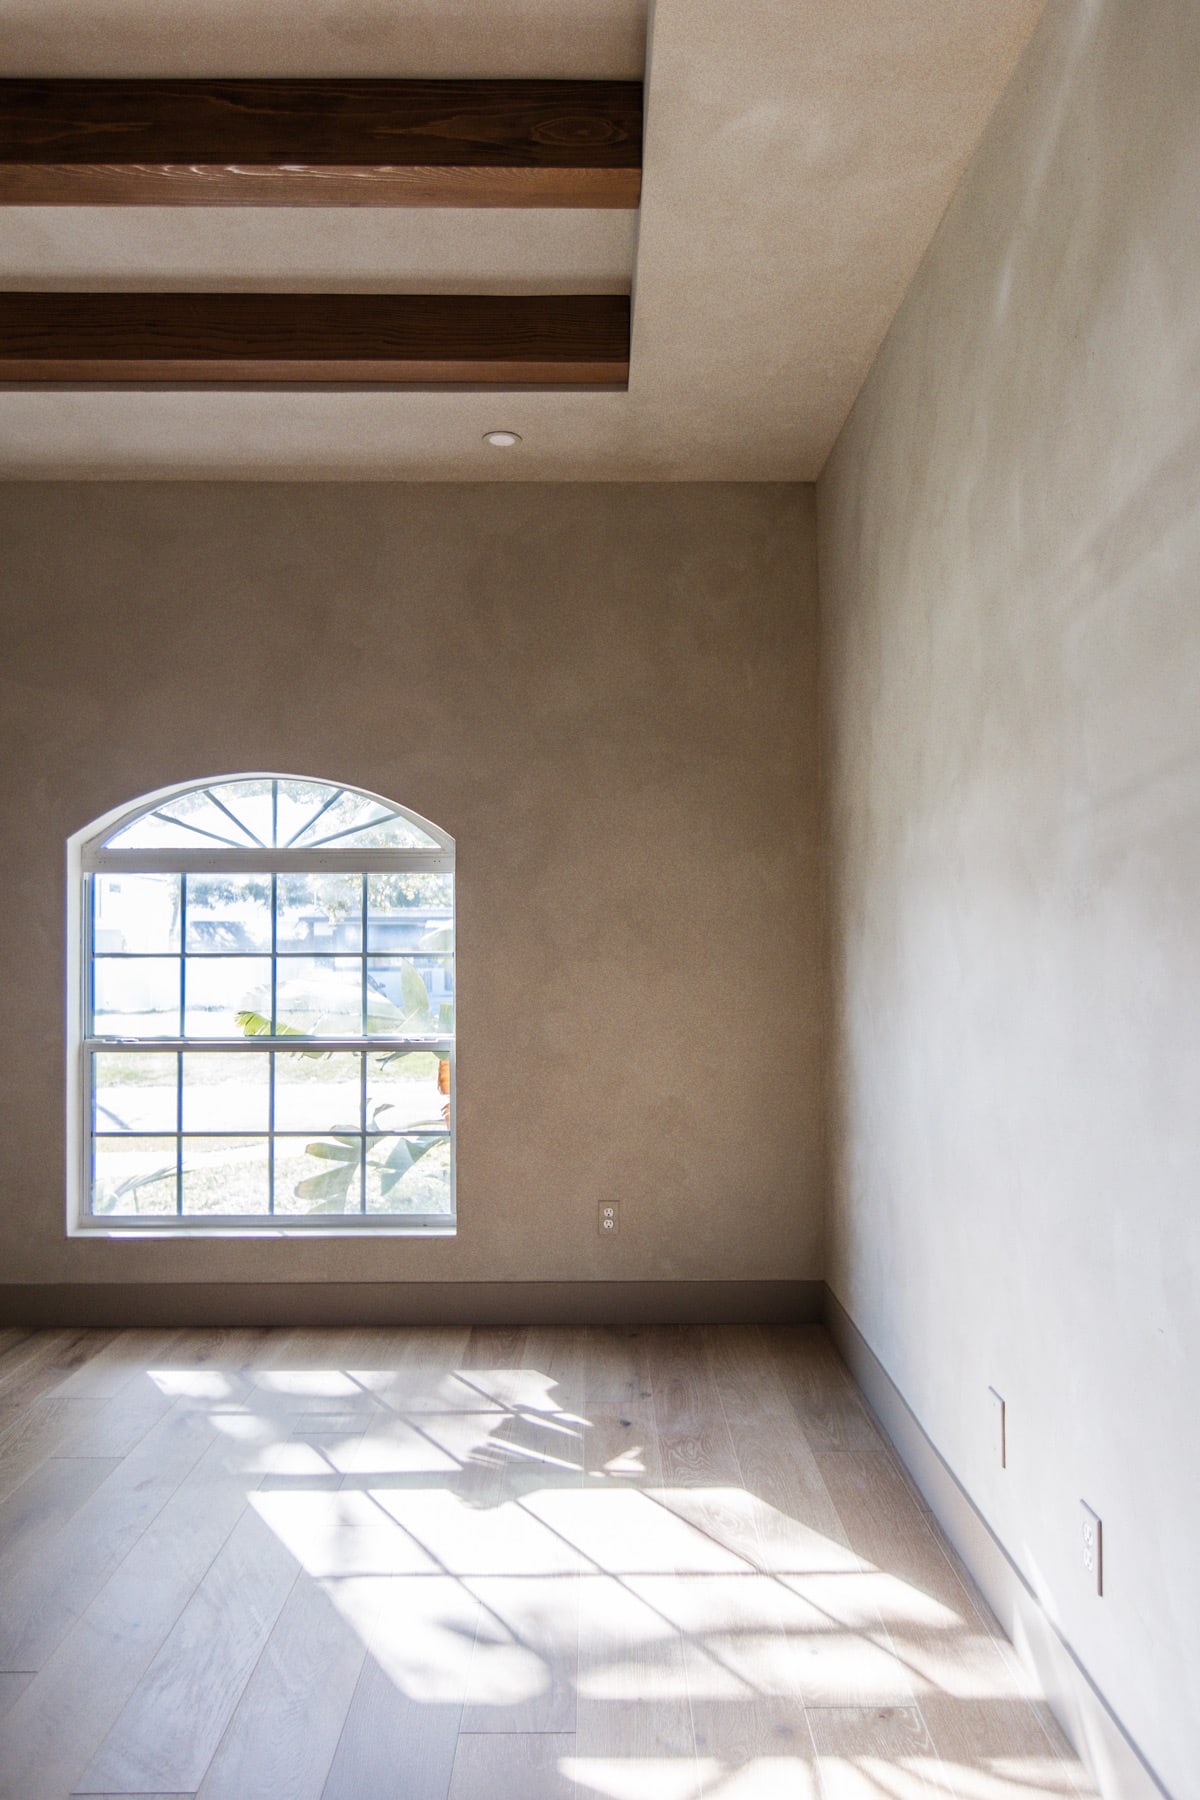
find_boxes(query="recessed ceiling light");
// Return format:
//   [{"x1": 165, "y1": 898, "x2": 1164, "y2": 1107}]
[{"x1": 483, "y1": 430, "x2": 522, "y2": 448}]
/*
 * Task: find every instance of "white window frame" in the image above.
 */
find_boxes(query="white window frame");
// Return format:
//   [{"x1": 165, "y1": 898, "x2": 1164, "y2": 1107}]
[{"x1": 66, "y1": 774, "x2": 456, "y2": 1238}]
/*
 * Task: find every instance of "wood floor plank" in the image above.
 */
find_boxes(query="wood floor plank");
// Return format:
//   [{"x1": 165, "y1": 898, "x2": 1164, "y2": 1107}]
[
  {"x1": 250, "y1": 1359, "x2": 346, "y2": 1434},
  {"x1": 0, "y1": 1333, "x2": 55, "y2": 1400},
  {"x1": 648, "y1": 1326, "x2": 744, "y2": 1492},
  {"x1": 163, "y1": 1325, "x2": 279, "y2": 1375},
  {"x1": 336, "y1": 1325, "x2": 428, "y2": 1368},
  {"x1": 799, "y1": 1449, "x2": 1042, "y2": 1733},
  {"x1": 320, "y1": 1575, "x2": 479, "y2": 1800},
  {"x1": 0, "y1": 1394, "x2": 101, "y2": 1504},
  {"x1": 583, "y1": 1325, "x2": 654, "y2": 1405},
  {"x1": 338, "y1": 1408, "x2": 484, "y2": 1482},
  {"x1": 375, "y1": 1477, "x2": 589, "y2": 1579},
  {"x1": 767, "y1": 1326, "x2": 891, "y2": 1457},
  {"x1": 527, "y1": 1481, "x2": 749, "y2": 1581},
  {"x1": 523, "y1": 1326, "x2": 591, "y2": 1418},
  {"x1": 0, "y1": 1670, "x2": 34, "y2": 1716},
  {"x1": 195, "y1": 1571, "x2": 370, "y2": 1800},
  {"x1": 917, "y1": 1694, "x2": 1100, "y2": 1797},
  {"x1": 0, "y1": 1328, "x2": 33, "y2": 1362},
  {"x1": 665, "y1": 1568, "x2": 915, "y2": 1710},
  {"x1": 689, "y1": 1694, "x2": 815, "y2": 1800},
  {"x1": 320, "y1": 1655, "x2": 461, "y2": 1800},
  {"x1": 449, "y1": 1731, "x2": 576, "y2": 1799},
  {"x1": 345, "y1": 1328, "x2": 481, "y2": 1416},
  {"x1": 415, "y1": 1370, "x2": 585, "y2": 1503},
  {"x1": 703, "y1": 1326, "x2": 858, "y2": 1574},
  {"x1": 250, "y1": 1493, "x2": 439, "y2": 1577},
  {"x1": 698, "y1": 1331, "x2": 921, "y2": 1712},
  {"x1": 583, "y1": 1396, "x2": 662, "y2": 1484},
  {"x1": 377, "y1": 1324, "x2": 472, "y2": 1376},
  {"x1": 77, "y1": 1503, "x2": 300, "y2": 1794},
  {"x1": 807, "y1": 1704, "x2": 945, "y2": 1798},
  {"x1": 467, "y1": 1395, "x2": 588, "y2": 1493},
  {"x1": 813, "y1": 1449, "x2": 995, "y2": 1627},
  {"x1": 48, "y1": 1328, "x2": 182, "y2": 1400},
  {"x1": 250, "y1": 1367, "x2": 381, "y2": 1425},
  {"x1": 875, "y1": 1594, "x2": 1038, "y2": 1713},
  {"x1": 461, "y1": 1575, "x2": 580, "y2": 1735},
  {"x1": 269, "y1": 1408, "x2": 374, "y2": 1488},
  {"x1": 250, "y1": 1325, "x2": 409, "y2": 1380},
  {"x1": 0, "y1": 1330, "x2": 105, "y2": 1406},
  {"x1": 331, "y1": 1344, "x2": 581, "y2": 1781},
  {"x1": 0, "y1": 1400, "x2": 214, "y2": 1670},
  {"x1": 463, "y1": 1324, "x2": 529, "y2": 1369},
  {"x1": 0, "y1": 1432, "x2": 262, "y2": 1800},
  {"x1": 769, "y1": 1328, "x2": 936, "y2": 1526},
  {"x1": 576, "y1": 1342, "x2": 702, "y2": 1777},
  {"x1": 53, "y1": 1373, "x2": 177, "y2": 1460},
  {"x1": 575, "y1": 1573, "x2": 698, "y2": 1777},
  {"x1": 646, "y1": 1327, "x2": 775, "y2": 1578},
  {"x1": 0, "y1": 1453, "x2": 120, "y2": 1578},
  {"x1": 154, "y1": 1325, "x2": 264, "y2": 1366}
]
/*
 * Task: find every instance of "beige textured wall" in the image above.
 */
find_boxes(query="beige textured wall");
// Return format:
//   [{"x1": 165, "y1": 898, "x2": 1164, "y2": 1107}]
[
  {"x1": 0, "y1": 482, "x2": 824, "y2": 1290},
  {"x1": 818, "y1": 0, "x2": 1200, "y2": 1788}
]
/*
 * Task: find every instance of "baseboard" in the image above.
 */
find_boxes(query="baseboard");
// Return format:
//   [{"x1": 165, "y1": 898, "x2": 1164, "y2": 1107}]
[
  {"x1": 0, "y1": 1278, "x2": 823, "y2": 1329},
  {"x1": 823, "y1": 1289, "x2": 1169, "y2": 1800}
]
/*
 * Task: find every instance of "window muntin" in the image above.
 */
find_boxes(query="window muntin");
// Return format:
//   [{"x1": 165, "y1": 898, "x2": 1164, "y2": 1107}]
[{"x1": 79, "y1": 777, "x2": 454, "y2": 1232}]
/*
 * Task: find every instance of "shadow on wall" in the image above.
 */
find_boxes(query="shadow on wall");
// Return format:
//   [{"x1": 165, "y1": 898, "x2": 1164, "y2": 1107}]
[{"x1": 0, "y1": 1327, "x2": 1095, "y2": 1798}]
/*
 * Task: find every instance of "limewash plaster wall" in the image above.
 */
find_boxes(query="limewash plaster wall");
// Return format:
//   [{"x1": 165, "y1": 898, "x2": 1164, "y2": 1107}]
[
  {"x1": 0, "y1": 482, "x2": 824, "y2": 1291},
  {"x1": 818, "y1": 0, "x2": 1200, "y2": 1789}
]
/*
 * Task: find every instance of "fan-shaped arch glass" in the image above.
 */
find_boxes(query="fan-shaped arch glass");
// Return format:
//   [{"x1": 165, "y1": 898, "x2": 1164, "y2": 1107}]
[{"x1": 105, "y1": 777, "x2": 441, "y2": 852}]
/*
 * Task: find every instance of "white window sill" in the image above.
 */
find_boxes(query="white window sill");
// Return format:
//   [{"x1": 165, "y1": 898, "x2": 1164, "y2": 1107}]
[{"x1": 69, "y1": 1221, "x2": 457, "y2": 1240}]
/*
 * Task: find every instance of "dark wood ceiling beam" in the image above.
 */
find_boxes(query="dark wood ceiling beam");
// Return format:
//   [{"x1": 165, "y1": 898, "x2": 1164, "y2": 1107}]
[
  {"x1": 0, "y1": 78, "x2": 642, "y2": 207},
  {"x1": 0, "y1": 292, "x2": 631, "y2": 386}
]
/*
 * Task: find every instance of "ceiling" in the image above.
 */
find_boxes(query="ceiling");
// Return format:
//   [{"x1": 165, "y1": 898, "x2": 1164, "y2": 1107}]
[{"x1": 0, "y1": 0, "x2": 1045, "y2": 480}]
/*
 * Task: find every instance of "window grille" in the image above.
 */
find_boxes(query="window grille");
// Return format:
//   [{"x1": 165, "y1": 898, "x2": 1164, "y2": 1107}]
[{"x1": 75, "y1": 776, "x2": 455, "y2": 1232}]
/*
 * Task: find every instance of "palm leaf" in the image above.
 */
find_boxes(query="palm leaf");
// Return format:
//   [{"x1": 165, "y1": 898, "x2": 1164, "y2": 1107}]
[{"x1": 235, "y1": 1010, "x2": 327, "y2": 1057}]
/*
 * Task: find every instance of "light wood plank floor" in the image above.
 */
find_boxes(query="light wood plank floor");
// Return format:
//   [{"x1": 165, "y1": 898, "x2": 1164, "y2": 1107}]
[{"x1": 0, "y1": 1324, "x2": 1098, "y2": 1800}]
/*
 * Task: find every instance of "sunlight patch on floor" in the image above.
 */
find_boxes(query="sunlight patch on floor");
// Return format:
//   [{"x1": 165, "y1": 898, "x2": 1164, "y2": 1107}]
[
  {"x1": 814, "y1": 1755, "x2": 944, "y2": 1799},
  {"x1": 936, "y1": 1758, "x2": 1093, "y2": 1798},
  {"x1": 565, "y1": 1755, "x2": 722, "y2": 1799},
  {"x1": 708, "y1": 1758, "x2": 820, "y2": 1798},
  {"x1": 127, "y1": 1351, "x2": 1098, "y2": 1800}
]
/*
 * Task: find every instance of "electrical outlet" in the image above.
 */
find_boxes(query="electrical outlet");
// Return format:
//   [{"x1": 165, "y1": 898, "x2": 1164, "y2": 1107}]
[
  {"x1": 598, "y1": 1201, "x2": 619, "y2": 1238},
  {"x1": 988, "y1": 1387, "x2": 1006, "y2": 1468},
  {"x1": 1081, "y1": 1501, "x2": 1103, "y2": 1596}
]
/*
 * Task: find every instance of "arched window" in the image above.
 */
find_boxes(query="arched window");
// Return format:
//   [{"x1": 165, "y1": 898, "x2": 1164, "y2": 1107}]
[{"x1": 69, "y1": 776, "x2": 454, "y2": 1234}]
